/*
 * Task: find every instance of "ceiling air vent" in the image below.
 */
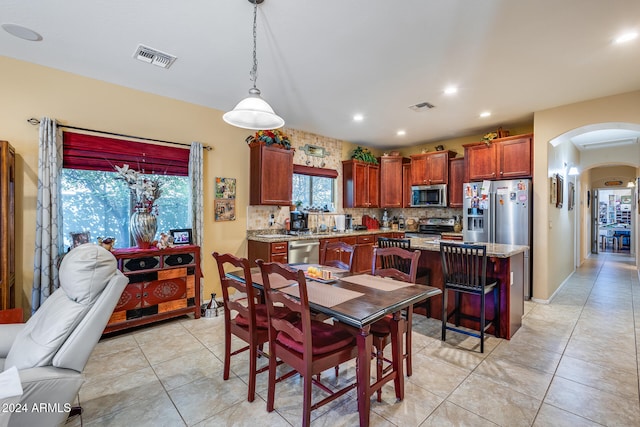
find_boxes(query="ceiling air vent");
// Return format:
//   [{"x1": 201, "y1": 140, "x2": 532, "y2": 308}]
[
  {"x1": 133, "y1": 44, "x2": 177, "y2": 69},
  {"x1": 409, "y1": 101, "x2": 436, "y2": 112}
]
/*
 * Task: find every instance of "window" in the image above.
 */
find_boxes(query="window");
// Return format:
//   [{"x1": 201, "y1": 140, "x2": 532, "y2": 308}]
[
  {"x1": 61, "y1": 132, "x2": 190, "y2": 250},
  {"x1": 292, "y1": 174, "x2": 335, "y2": 211}
]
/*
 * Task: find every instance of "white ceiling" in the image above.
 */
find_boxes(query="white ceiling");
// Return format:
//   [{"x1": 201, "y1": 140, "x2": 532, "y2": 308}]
[{"x1": 2, "y1": 0, "x2": 640, "y2": 149}]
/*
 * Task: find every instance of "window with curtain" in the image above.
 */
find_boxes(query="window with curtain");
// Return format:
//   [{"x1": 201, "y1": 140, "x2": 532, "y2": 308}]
[
  {"x1": 61, "y1": 132, "x2": 190, "y2": 249},
  {"x1": 291, "y1": 165, "x2": 337, "y2": 211}
]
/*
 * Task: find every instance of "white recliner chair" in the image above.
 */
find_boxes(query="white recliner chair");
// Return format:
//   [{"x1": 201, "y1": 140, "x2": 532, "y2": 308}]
[{"x1": 0, "y1": 244, "x2": 128, "y2": 427}]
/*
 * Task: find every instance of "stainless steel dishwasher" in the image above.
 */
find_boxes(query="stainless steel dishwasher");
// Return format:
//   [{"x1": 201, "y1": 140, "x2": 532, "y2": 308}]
[{"x1": 288, "y1": 239, "x2": 320, "y2": 264}]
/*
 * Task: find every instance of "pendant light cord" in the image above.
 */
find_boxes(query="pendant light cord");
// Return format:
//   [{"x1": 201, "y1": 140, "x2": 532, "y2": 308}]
[{"x1": 250, "y1": 0, "x2": 258, "y2": 89}]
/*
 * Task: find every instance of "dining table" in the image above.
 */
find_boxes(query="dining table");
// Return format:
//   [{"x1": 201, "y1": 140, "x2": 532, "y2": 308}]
[{"x1": 227, "y1": 263, "x2": 442, "y2": 427}]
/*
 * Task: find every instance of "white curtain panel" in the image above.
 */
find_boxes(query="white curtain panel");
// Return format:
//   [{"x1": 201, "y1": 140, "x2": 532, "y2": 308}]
[
  {"x1": 31, "y1": 117, "x2": 63, "y2": 313},
  {"x1": 188, "y1": 142, "x2": 204, "y2": 245}
]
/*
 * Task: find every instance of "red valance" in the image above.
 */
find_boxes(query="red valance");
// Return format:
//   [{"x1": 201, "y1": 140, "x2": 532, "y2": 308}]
[
  {"x1": 293, "y1": 164, "x2": 338, "y2": 179},
  {"x1": 63, "y1": 132, "x2": 190, "y2": 176}
]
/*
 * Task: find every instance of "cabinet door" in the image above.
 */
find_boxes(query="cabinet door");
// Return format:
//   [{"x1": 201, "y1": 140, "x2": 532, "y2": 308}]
[
  {"x1": 354, "y1": 235, "x2": 375, "y2": 273},
  {"x1": 410, "y1": 154, "x2": 428, "y2": 185},
  {"x1": 367, "y1": 165, "x2": 380, "y2": 208},
  {"x1": 251, "y1": 143, "x2": 293, "y2": 205},
  {"x1": 448, "y1": 157, "x2": 465, "y2": 208},
  {"x1": 379, "y1": 157, "x2": 403, "y2": 208},
  {"x1": 466, "y1": 143, "x2": 497, "y2": 181},
  {"x1": 402, "y1": 163, "x2": 412, "y2": 208},
  {"x1": 498, "y1": 136, "x2": 532, "y2": 178},
  {"x1": 353, "y1": 162, "x2": 369, "y2": 207},
  {"x1": 427, "y1": 152, "x2": 449, "y2": 184}
]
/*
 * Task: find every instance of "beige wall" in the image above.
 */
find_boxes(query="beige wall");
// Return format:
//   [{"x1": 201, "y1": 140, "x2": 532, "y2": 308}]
[{"x1": 533, "y1": 90, "x2": 640, "y2": 301}]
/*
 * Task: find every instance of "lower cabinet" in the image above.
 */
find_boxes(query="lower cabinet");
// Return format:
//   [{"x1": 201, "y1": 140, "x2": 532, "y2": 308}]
[
  {"x1": 105, "y1": 245, "x2": 201, "y2": 334},
  {"x1": 248, "y1": 241, "x2": 288, "y2": 266},
  {"x1": 354, "y1": 235, "x2": 376, "y2": 273}
]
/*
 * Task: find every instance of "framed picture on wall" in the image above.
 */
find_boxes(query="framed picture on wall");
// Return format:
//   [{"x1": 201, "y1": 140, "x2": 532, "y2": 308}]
[
  {"x1": 215, "y1": 199, "x2": 236, "y2": 221},
  {"x1": 215, "y1": 177, "x2": 236, "y2": 199},
  {"x1": 568, "y1": 182, "x2": 575, "y2": 210},
  {"x1": 556, "y1": 174, "x2": 564, "y2": 208},
  {"x1": 550, "y1": 176, "x2": 557, "y2": 205}
]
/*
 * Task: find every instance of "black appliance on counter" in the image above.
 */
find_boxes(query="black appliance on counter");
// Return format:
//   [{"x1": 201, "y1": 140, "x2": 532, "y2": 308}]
[
  {"x1": 345, "y1": 214, "x2": 353, "y2": 230},
  {"x1": 409, "y1": 217, "x2": 455, "y2": 238},
  {"x1": 290, "y1": 211, "x2": 309, "y2": 232}
]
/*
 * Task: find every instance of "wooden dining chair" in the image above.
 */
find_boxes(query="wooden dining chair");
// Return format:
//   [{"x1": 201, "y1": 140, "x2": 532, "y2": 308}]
[
  {"x1": 212, "y1": 252, "x2": 297, "y2": 402},
  {"x1": 439, "y1": 242, "x2": 499, "y2": 353},
  {"x1": 319, "y1": 240, "x2": 355, "y2": 272},
  {"x1": 256, "y1": 259, "x2": 359, "y2": 427},
  {"x1": 370, "y1": 246, "x2": 421, "y2": 402},
  {"x1": 377, "y1": 237, "x2": 431, "y2": 314}
]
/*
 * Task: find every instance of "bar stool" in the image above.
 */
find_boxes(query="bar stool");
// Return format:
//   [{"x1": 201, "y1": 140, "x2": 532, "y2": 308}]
[{"x1": 440, "y1": 242, "x2": 499, "y2": 353}]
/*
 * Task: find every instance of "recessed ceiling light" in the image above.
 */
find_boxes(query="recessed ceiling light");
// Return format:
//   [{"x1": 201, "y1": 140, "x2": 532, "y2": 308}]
[
  {"x1": 353, "y1": 114, "x2": 364, "y2": 122},
  {"x1": 480, "y1": 111, "x2": 491, "y2": 118},
  {"x1": 614, "y1": 31, "x2": 638, "y2": 44},
  {"x1": 1, "y1": 23, "x2": 43, "y2": 41},
  {"x1": 444, "y1": 86, "x2": 458, "y2": 95},
  {"x1": 397, "y1": 130, "x2": 406, "y2": 136}
]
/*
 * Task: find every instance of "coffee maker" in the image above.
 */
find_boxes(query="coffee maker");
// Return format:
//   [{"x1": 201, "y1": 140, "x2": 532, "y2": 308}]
[{"x1": 290, "y1": 211, "x2": 308, "y2": 232}]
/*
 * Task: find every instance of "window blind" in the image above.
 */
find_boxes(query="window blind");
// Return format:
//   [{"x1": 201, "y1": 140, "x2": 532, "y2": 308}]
[{"x1": 63, "y1": 132, "x2": 189, "y2": 176}]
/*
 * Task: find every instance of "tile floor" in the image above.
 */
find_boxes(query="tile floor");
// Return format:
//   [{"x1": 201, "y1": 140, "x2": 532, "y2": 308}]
[{"x1": 68, "y1": 252, "x2": 640, "y2": 426}]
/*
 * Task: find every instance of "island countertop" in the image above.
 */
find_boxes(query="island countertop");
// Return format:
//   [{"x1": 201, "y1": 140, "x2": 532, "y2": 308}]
[{"x1": 408, "y1": 238, "x2": 529, "y2": 258}]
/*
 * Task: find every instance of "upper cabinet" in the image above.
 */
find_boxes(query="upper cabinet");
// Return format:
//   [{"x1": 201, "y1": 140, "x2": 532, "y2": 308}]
[
  {"x1": 379, "y1": 155, "x2": 410, "y2": 208},
  {"x1": 410, "y1": 151, "x2": 456, "y2": 186},
  {"x1": 464, "y1": 134, "x2": 533, "y2": 181},
  {"x1": 250, "y1": 141, "x2": 294, "y2": 206},
  {"x1": 343, "y1": 159, "x2": 379, "y2": 208},
  {"x1": 448, "y1": 157, "x2": 465, "y2": 208}
]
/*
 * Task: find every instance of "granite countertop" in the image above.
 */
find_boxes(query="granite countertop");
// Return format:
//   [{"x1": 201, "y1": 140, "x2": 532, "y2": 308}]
[
  {"x1": 408, "y1": 237, "x2": 529, "y2": 258},
  {"x1": 247, "y1": 230, "x2": 528, "y2": 258},
  {"x1": 248, "y1": 229, "x2": 400, "y2": 243}
]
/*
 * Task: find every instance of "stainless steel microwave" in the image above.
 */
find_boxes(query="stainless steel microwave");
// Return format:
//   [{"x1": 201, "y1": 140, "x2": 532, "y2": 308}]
[{"x1": 411, "y1": 184, "x2": 447, "y2": 207}]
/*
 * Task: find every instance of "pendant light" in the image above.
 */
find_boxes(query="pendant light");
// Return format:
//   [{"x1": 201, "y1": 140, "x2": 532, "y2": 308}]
[{"x1": 223, "y1": 0, "x2": 284, "y2": 130}]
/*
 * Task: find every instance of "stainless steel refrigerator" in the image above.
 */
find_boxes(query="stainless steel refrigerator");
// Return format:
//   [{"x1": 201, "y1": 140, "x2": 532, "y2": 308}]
[{"x1": 463, "y1": 179, "x2": 533, "y2": 299}]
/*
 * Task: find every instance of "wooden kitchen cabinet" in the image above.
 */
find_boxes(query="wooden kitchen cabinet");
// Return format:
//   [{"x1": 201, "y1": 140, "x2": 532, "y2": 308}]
[
  {"x1": 0, "y1": 141, "x2": 15, "y2": 310},
  {"x1": 379, "y1": 155, "x2": 409, "y2": 208},
  {"x1": 248, "y1": 240, "x2": 288, "y2": 267},
  {"x1": 342, "y1": 159, "x2": 379, "y2": 208},
  {"x1": 448, "y1": 157, "x2": 465, "y2": 208},
  {"x1": 410, "y1": 151, "x2": 455, "y2": 185},
  {"x1": 353, "y1": 234, "x2": 376, "y2": 273},
  {"x1": 464, "y1": 134, "x2": 532, "y2": 181},
  {"x1": 105, "y1": 245, "x2": 201, "y2": 334},
  {"x1": 250, "y1": 141, "x2": 294, "y2": 206},
  {"x1": 402, "y1": 163, "x2": 412, "y2": 208}
]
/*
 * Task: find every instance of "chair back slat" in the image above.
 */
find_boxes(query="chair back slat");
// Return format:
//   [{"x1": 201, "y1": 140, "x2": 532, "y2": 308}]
[
  {"x1": 372, "y1": 246, "x2": 420, "y2": 284},
  {"x1": 377, "y1": 237, "x2": 412, "y2": 273},
  {"x1": 320, "y1": 240, "x2": 355, "y2": 272},
  {"x1": 213, "y1": 252, "x2": 257, "y2": 327},
  {"x1": 439, "y1": 243, "x2": 488, "y2": 291}
]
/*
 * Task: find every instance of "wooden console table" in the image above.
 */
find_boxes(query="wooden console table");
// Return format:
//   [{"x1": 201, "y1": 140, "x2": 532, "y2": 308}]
[{"x1": 104, "y1": 245, "x2": 201, "y2": 334}]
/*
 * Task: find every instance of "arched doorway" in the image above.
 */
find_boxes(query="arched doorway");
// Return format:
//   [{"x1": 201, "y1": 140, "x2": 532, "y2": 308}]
[{"x1": 549, "y1": 122, "x2": 639, "y2": 267}]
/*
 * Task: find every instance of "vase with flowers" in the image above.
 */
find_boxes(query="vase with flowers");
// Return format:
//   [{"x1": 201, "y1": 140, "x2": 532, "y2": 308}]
[
  {"x1": 115, "y1": 164, "x2": 163, "y2": 249},
  {"x1": 245, "y1": 129, "x2": 292, "y2": 150}
]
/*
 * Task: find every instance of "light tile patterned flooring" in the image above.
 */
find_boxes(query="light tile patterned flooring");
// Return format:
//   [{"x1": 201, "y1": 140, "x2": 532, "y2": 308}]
[{"x1": 68, "y1": 252, "x2": 640, "y2": 426}]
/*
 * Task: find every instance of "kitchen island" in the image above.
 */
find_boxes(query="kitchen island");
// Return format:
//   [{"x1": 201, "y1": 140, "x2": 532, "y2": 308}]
[{"x1": 409, "y1": 237, "x2": 528, "y2": 339}]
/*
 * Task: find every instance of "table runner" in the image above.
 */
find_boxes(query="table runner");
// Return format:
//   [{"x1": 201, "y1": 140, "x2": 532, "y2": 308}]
[
  {"x1": 340, "y1": 274, "x2": 414, "y2": 291},
  {"x1": 280, "y1": 281, "x2": 364, "y2": 308},
  {"x1": 250, "y1": 272, "x2": 297, "y2": 289}
]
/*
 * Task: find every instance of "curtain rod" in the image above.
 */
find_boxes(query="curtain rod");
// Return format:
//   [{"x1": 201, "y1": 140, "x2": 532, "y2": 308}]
[{"x1": 27, "y1": 118, "x2": 212, "y2": 151}]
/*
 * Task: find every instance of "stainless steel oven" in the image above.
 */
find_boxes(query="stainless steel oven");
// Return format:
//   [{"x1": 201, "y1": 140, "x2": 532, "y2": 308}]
[{"x1": 411, "y1": 184, "x2": 447, "y2": 207}]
